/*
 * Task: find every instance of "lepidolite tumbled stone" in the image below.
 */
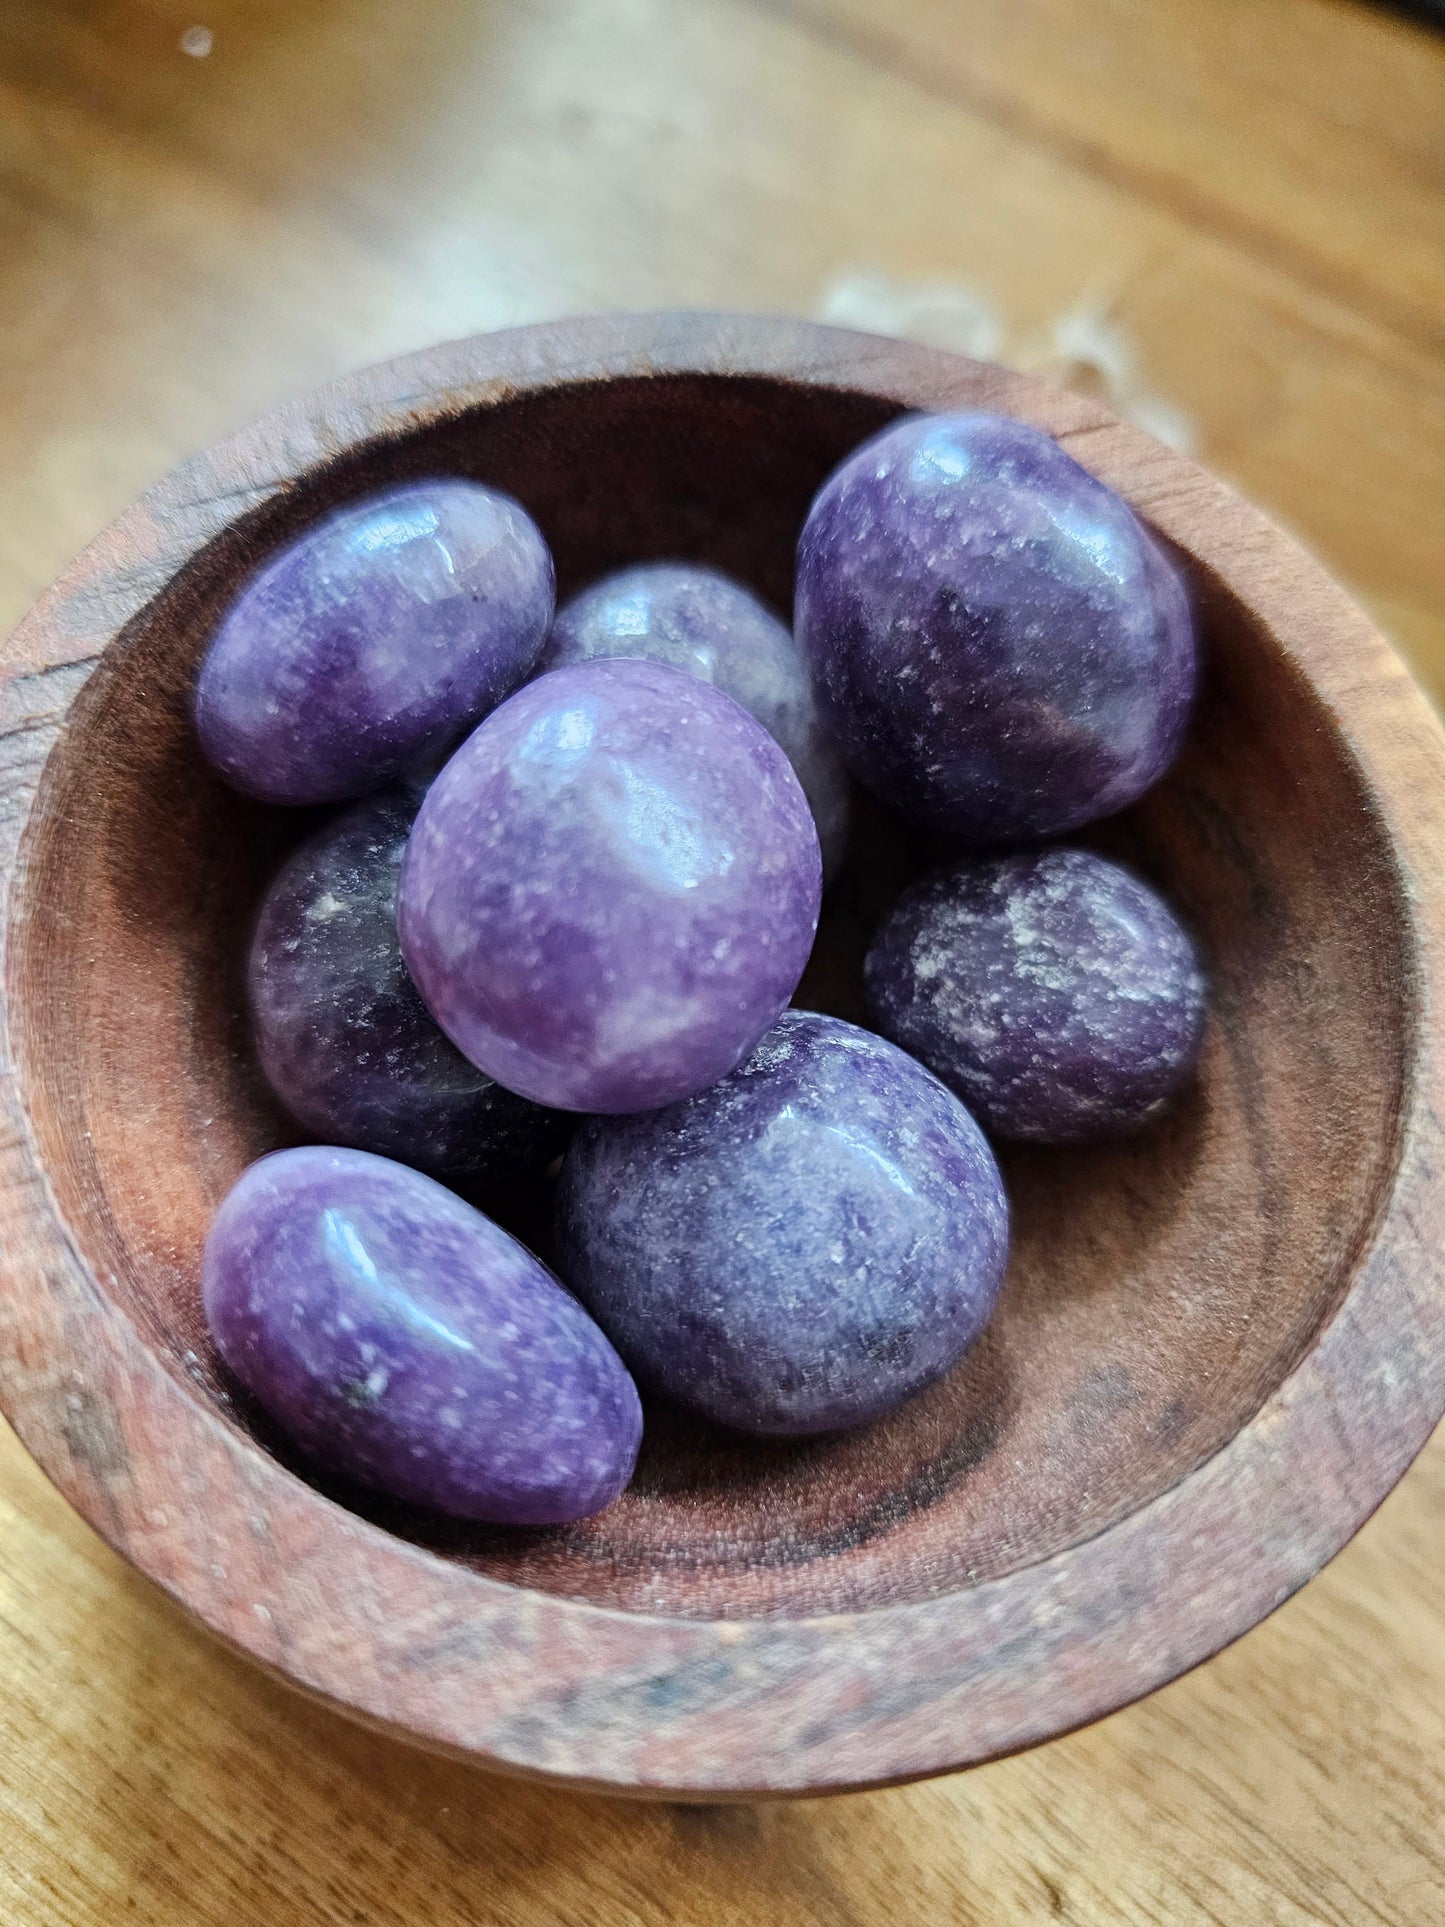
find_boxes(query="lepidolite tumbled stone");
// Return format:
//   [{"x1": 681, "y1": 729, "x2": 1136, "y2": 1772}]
[
  {"x1": 196, "y1": 480, "x2": 554, "y2": 804},
  {"x1": 796, "y1": 413, "x2": 1197, "y2": 842},
  {"x1": 249, "y1": 792, "x2": 568, "y2": 1193},
  {"x1": 399, "y1": 658, "x2": 822, "y2": 1113},
  {"x1": 541, "y1": 562, "x2": 851, "y2": 877},
  {"x1": 557, "y1": 1011, "x2": 1009, "y2": 1434},
  {"x1": 866, "y1": 848, "x2": 1206, "y2": 1143},
  {"x1": 203, "y1": 1147, "x2": 641, "y2": 1523}
]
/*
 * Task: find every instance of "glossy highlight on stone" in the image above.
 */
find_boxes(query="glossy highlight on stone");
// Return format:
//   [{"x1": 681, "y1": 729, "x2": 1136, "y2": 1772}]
[
  {"x1": 195, "y1": 479, "x2": 554, "y2": 804},
  {"x1": 866, "y1": 847, "x2": 1206, "y2": 1143},
  {"x1": 796, "y1": 412, "x2": 1197, "y2": 842},
  {"x1": 399, "y1": 658, "x2": 823, "y2": 1114},
  {"x1": 541, "y1": 561, "x2": 851, "y2": 876},
  {"x1": 203, "y1": 1146, "x2": 642, "y2": 1523},
  {"x1": 557, "y1": 1011, "x2": 1009, "y2": 1434},
  {"x1": 248, "y1": 791, "x2": 569, "y2": 1193}
]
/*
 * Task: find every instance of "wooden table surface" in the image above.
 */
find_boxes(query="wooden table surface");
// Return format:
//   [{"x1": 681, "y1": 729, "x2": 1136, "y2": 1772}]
[{"x1": 0, "y1": 2, "x2": 1441, "y2": 1921}]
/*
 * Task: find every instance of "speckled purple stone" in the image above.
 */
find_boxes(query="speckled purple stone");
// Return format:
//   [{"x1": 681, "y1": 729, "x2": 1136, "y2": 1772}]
[
  {"x1": 399, "y1": 658, "x2": 822, "y2": 1114},
  {"x1": 796, "y1": 413, "x2": 1197, "y2": 842},
  {"x1": 866, "y1": 848, "x2": 1206, "y2": 1143},
  {"x1": 556, "y1": 1011, "x2": 1009, "y2": 1435},
  {"x1": 541, "y1": 562, "x2": 851, "y2": 878},
  {"x1": 195, "y1": 480, "x2": 554, "y2": 804},
  {"x1": 202, "y1": 1146, "x2": 641, "y2": 1523},
  {"x1": 248, "y1": 792, "x2": 568, "y2": 1193}
]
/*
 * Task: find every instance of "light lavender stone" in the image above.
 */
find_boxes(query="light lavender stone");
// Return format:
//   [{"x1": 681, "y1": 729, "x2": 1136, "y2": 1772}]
[
  {"x1": 556, "y1": 1011, "x2": 1010, "y2": 1435},
  {"x1": 541, "y1": 562, "x2": 851, "y2": 877},
  {"x1": 202, "y1": 1146, "x2": 641, "y2": 1523},
  {"x1": 796, "y1": 412, "x2": 1197, "y2": 842},
  {"x1": 195, "y1": 479, "x2": 554, "y2": 804},
  {"x1": 865, "y1": 848, "x2": 1206, "y2": 1143},
  {"x1": 399, "y1": 658, "x2": 822, "y2": 1114}
]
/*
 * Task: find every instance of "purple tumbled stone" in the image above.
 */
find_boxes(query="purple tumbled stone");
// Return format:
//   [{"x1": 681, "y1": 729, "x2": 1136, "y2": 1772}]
[
  {"x1": 795, "y1": 412, "x2": 1197, "y2": 842},
  {"x1": 203, "y1": 1146, "x2": 641, "y2": 1523},
  {"x1": 399, "y1": 658, "x2": 822, "y2": 1114},
  {"x1": 556, "y1": 1011, "x2": 1009, "y2": 1435},
  {"x1": 865, "y1": 848, "x2": 1206, "y2": 1143},
  {"x1": 248, "y1": 791, "x2": 569, "y2": 1194},
  {"x1": 540, "y1": 562, "x2": 851, "y2": 877},
  {"x1": 195, "y1": 480, "x2": 554, "y2": 804}
]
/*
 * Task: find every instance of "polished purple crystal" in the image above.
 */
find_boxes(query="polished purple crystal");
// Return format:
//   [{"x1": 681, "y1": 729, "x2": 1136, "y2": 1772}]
[
  {"x1": 556, "y1": 1011, "x2": 1009, "y2": 1434},
  {"x1": 203, "y1": 1146, "x2": 641, "y2": 1523},
  {"x1": 399, "y1": 658, "x2": 822, "y2": 1114},
  {"x1": 195, "y1": 479, "x2": 554, "y2": 804},
  {"x1": 866, "y1": 848, "x2": 1206, "y2": 1143},
  {"x1": 541, "y1": 562, "x2": 851, "y2": 877},
  {"x1": 248, "y1": 791, "x2": 568, "y2": 1194},
  {"x1": 795, "y1": 413, "x2": 1197, "y2": 842}
]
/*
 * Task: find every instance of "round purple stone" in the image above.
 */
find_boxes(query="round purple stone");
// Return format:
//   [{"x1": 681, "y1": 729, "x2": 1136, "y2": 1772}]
[
  {"x1": 399, "y1": 658, "x2": 822, "y2": 1114},
  {"x1": 556, "y1": 1011, "x2": 1009, "y2": 1435},
  {"x1": 865, "y1": 848, "x2": 1206, "y2": 1143},
  {"x1": 541, "y1": 562, "x2": 851, "y2": 877},
  {"x1": 203, "y1": 1146, "x2": 642, "y2": 1524},
  {"x1": 796, "y1": 412, "x2": 1197, "y2": 842},
  {"x1": 248, "y1": 791, "x2": 568, "y2": 1194},
  {"x1": 195, "y1": 479, "x2": 554, "y2": 805}
]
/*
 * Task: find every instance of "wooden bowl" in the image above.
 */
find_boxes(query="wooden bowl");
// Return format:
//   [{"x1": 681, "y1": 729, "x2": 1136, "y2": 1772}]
[{"x1": 1, "y1": 314, "x2": 1442, "y2": 1799}]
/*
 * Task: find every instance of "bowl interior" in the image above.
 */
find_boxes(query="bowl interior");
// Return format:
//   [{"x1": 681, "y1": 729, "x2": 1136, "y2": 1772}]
[{"x1": 10, "y1": 372, "x2": 1409, "y2": 1619}]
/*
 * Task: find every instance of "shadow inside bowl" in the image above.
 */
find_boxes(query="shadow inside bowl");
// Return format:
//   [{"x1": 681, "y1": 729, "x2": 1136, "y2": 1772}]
[{"x1": 10, "y1": 371, "x2": 1410, "y2": 1618}]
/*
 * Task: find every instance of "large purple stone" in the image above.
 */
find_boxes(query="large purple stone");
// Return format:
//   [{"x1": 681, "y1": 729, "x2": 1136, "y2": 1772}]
[
  {"x1": 541, "y1": 562, "x2": 850, "y2": 877},
  {"x1": 399, "y1": 658, "x2": 822, "y2": 1114},
  {"x1": 248, "y1": 791, "x2": 568, "y2": 1194},
  {"x1": 796, "y1": 413, "x2": 1197, "y2": 842},
  {"x1": 203, "y1": 1146, "x2": 642, "y2": 1523},
  {"x1": 866, "y1": 848, "x2": 1206, "y2": 1143},
  {"x1": 556, "y1": 1011, "x2": 1009, "y2": 1434},
  {"x1": 195, "y1": 480, "x2": 554, "y2": 804}
]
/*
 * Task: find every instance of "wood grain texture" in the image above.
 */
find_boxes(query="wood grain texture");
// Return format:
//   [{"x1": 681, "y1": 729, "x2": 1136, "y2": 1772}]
[
  {"x1": 0, "y1": 0, "x2": 1441, "y2": 1916},
  {"x1": 0, "y1": 314, "x2": 1442, "y2": 1803}
]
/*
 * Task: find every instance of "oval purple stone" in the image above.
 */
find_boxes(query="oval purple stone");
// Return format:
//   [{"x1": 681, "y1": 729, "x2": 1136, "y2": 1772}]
[
  {"x1": 203, "y1": 1146, "x2": 641, "y2": 1524},
  {"x1": 865, "y1": 847, "x2": 1207, "y2": 1143},
  {"x1": 796, "y1": 412, "x2": 1197, "y2": 842},
  {"x1": 541, "y1": 561, "x2": 850, "y2": 877},
  {"x1": 399, "y1": 658, "x2": 822, "y2": 1114},
  {"x1": 556, "y1": 1011, "x2": 1009, "y2": 1435},
  {"x1": 195, "y1": 479, "x2": 554, "y2": 804},
  {"x1": 248, "y1": 791, "x2": 568, "y2": 1194}
]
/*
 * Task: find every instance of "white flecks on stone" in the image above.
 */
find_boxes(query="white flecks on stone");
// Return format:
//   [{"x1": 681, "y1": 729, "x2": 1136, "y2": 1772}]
[{"x1": 866, "y1": 848, "x2": 1205, "y2": 1144}]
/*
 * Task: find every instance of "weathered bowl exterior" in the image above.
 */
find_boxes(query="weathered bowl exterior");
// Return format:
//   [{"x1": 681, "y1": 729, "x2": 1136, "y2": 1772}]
[{"x1": 0, "y1": 315, "x2": 1441, "y2": 1797}]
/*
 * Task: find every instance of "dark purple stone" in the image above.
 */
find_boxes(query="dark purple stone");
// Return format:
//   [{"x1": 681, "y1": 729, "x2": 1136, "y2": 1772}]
[
  {"x1": 556, "y1": 1011, "x2": 1009, "y2": 1435},
  {"x1": 195, "y1": 480, "x2": 554, "y2": 804},
  {"x1": 541, "y1": 562, "x2": 850, "y2": 877},
  {"x1": 399, "y1": 658, "x2": 822, "y2": 1114},
  {"x1": 203, "y1": 1146, "x2": 642, "y2": 1523},
  {"x1": 865, "y1": 848, "x2": 1206, "y2": 1143},
  {"x1": 795, "y1": 412, "x2": 1197, "y2": 842},
  {"x1": 248, "y1": 791, "x2": 569, "y2": 1194}
]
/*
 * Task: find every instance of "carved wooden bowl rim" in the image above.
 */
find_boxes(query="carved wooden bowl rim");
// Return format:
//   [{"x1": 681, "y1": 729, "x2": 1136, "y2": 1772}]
[{"x1": 1, "y1": 314, "x2": 1441, "y2": 1797}]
